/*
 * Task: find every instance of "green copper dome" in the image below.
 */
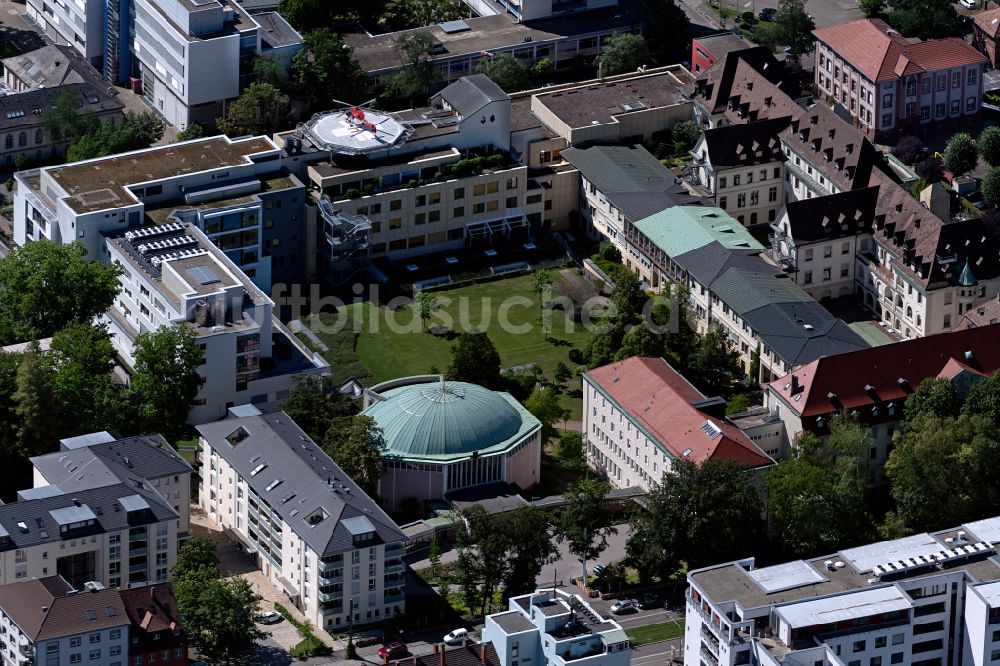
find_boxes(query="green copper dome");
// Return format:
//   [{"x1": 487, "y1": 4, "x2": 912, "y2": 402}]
[{"x1": 365, "y1": 381, "x2": 529, "y2": 459}]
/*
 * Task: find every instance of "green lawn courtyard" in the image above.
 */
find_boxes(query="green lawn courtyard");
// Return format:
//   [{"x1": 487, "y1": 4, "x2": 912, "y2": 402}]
[
  {"x1": 302, "y1": 271, "x2": 597, "y2": 421},
  {"x1": 624, "y1": 620, "x2": 686, "y2": 646}
]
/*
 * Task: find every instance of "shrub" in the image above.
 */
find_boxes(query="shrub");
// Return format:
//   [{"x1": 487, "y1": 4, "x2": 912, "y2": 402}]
[
  {"x1": 979, "y1": 126, "x2": 1000, "y2": 167},
  {"x1": 982, "y1": 167, "x2": 1000, "y2": 207},
  {"x1": 943, "y1": 132, "x2": 978, "y2": 176},
  {"x1": 363, "y1": 183, "x2": 375, "y2": 194},
  {"x1": 915, "y1": 158, "x2": 944, "y2": 184},
  {"x1": 408, "y1": 179, "x2": 419, "y2": 188},
  {"x1": 346, "y1": 188, "x2": 360, "y2": 199},
  {"x1": 597, "y1": 240, "x2": 621, "y2": 262},
  {"x1": 568, "y1": 348, "x2": 585, "y2": 365},
  {"x1": 671, "y1": 120, "x2": 701, "y2": 150},
  {"x1": 891, "y1": 135, "x2": 924, "y2": 165}
]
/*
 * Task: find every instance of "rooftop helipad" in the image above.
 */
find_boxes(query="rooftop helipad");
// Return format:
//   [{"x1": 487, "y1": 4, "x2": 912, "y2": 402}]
[{"x1": 299, "y1": 107, "x2": 413, "y2": 155}]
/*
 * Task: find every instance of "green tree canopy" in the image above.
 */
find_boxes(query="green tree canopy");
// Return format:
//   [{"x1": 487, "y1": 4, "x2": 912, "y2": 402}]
[
  {"x1": 281, "y1": 375, "x2": 355, "y2": 440},
  {"x1": 774, "y1": 0, "x2": 816, "y2": 56},
  {"x1": 447, "y1": 330, "x2": 502, "y2": 388},
  {"x1": 43, "y1": 89, "x2": 99, "y2": 144},
  {"x1": 982, "y1": 167, "x2": 1000, "y2": 208},
  {"x1": 904, "y1": 377, "x2": 960, "y2": 422},
  {"x1": 322, "y1": 415, "x2": 385, "y2": 496},
  {"x1": 48, "y1": 323, "x2": 127, "y2": 435},
  {"x1": 277, "y1": 0, "x2": 386, "y2": 31},
  {"x1": 291, "y1": 30, "x2": 365, "y2": 110},
  {"x1": 885, "y1": 0, "x2": 955, "y2": 39},
  {"x1": 553, "y1": 477, "x2": 616, "y2": 575},
  {"x1": 858, "y1": 0, "x2": 884, "y2": 18},
  {"x1": 173, "y1": 536, "x2": 220, "y2": 578},
  {"x1": 979, "y1": 127, "x2": 1000, "y2": 167},
  {"x1": 524, "y1": 385, "x2": 569, "y2": 442},
  {"x1": 943, "y1": 132, "x2": 978, "y2": 176},
  {"x1": 130, "y1": 327, "x2": 204, "y2": 440},
  {"x1": 595, "y1": 33, "x2": 653, "y2": 76},
  {"x1": 0, "y1": 240, "x2": 121, "y2": 344},
  {"x1": 609, "y1": 270, "x2": 645, "y2": 328},
  {"x1": 67, "y1": 112, "x2": 164, "y2": 162},
  {"x1": 475, "y1": 53, "x2": 529, "y2": 93},
  {"x1": 13, "y1": 344, "x2": 59, "y2": 459},
  {"x1": 382, "y1": 33, "x2": 435, "y2": 100},
  {"x1": 963, "y1": 374, "x2": 1000, "y2": 422},
  {"x1": 635, "y1": 0, "x2": 687, "y2": 64},
  {"x1": 687, "y1": 324, "x2": 743, "y2": 396},
  {"x1": 627, "y1": 458, "x2": 764, "y2": 582},
  {"x1": 216, "y1": 83, "x2": 288, "y2": 137},
  {"x1": 614, "y1": 325, "x2": 664, "y2": 361},
  {"x1": 384, "y1": 0, "x2": 465, "y2": 31},
  {"x1": 176, "y1": 123, "x2": 205, "y2": 142}
]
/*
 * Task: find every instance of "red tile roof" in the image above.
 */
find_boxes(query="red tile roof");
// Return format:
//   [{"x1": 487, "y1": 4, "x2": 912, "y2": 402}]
[
  {"x1": 586, "y1": 357, "x2": 772, "y2": 468},
  {"x1": 813, "y1": 19, "x2": 986, "y2": 82},
  {"x1": 767, "y1": 324, "x2": 1000, "y2": 419},
  {"x1": 974, "y1": 8, "x2": 1000, "y2": 39},
  {"x1": 120, "y1": 583, "x2": 187, "y2": 654}
]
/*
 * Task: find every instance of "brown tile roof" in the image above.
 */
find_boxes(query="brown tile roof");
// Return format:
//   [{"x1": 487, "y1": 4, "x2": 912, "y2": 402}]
[
  {"x1": 813, "y1": 19, "x2": 986, "y2": 82},
  {"x1": 974, "y1": 8, "x2": 1000, "y2": 39},
  {"x1": 768, "y1": 323, "x2": 1000, "y2": 420},
  {"x1": 784, "y1": 105, "x2": 881, "y2": 192},
  {"x1": 961, "y1": 294, "x2": 1000, "y2": 328},
  {"x1": 0, "y1": 577, "x2": 129, "y2": 641},
  {"x1": 689, "y1": 47, "x2": 792, "y2": 116},
  {"x1": 695, "y1": 32, "x2": 755, "y2": 65},
  {"x1": 120, "y1": 583, "x2": 187, "y2": 652},
  {"x1": 586, "y1": 357, "x2": 772, "y2": 468},
  {"x1": 812, "y1": 19, "x2": 910, "y2": 82}
]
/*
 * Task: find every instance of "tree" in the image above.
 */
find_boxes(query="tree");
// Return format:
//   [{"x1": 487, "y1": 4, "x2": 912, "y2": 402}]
[
  {"x1": 963, "y1": 374, "x2": 1000, "y2": 423},
  {"x1": 553, "y1": 477, "x2": 615, "y2": 578},
  {"x1": 174, "y1": 565, "x2": 264, "y2": 660},
  {"x1": 687, "y1": 324, "x2": 742, "y2": 396},
  {"x1": 414, "y1": 291, "x2": 440, "y2": 330},
  {"x1": 48, "y1": 323, "x2": 127, "y2": 435},
  {"x1": 904, "y1": 377, "x2": 960, "y2": 422},
  {"x1": 858, "y1": 0, "x2": 883, "y2": 17},
  {"x1": 173, "y1": 536, "x2": 220, "y2": 578},
  {"x1": 627, "y1": 458, "x2": 763, "y2": 582},
  {"x1": 428, "y1": 537, "x2": 442, "y2": 581},
  {"x1": 216, "y1": 83, "x2": 288, "y2": 137},
  {"x1": 531, "y1": 269, "x2": 554, "y2": 301},
  {"x1": 553, "y1": 431, "x2": 585, "y2": 470},
  {"x1": 525, "y1": 385, "x2": 569, "y2": 442},
  {"x1": 282, "y1": 375, "x2": 354, "y2": 440},
  {"x1": 773, "y1": 0, "x2": 816, "y2": 56},
  {"x1": 885, "y1": 412, "x2": 1000, "y2": 530},
  {"x1": 475, "y1": 53, "x2": 528, "y2": 93},
  {"x1": 530, "y1": 58, "x2": 555, "y2": 83},
  {"x1": 635, "y1": 0, "x2": 688, "y2": 64},
  {"x1": 582, "y1": 333, "x2": 616, "y2": 369},
  {"x1": 291, "y1": 30, "x2": 365, "y2": 110},
  {"x1": 553, "y1": 361, "x2": 572, "y2": 385},
  {"x1": 748, "y1": 343, "x2": 762, "y2": 384},
  {"x1": 726, "y1": 393, "x2": 750, "y2": 415},
  {"x1": 176, "y1": 123, "x2": 205, "y2": 142},
  {"x1": 943, "y1": 132, "x2": 978, "y2": 176},
  {"x1": 614, "y1": 325, "x2": 664, "y2": 361},
  {"x1": 130, "y1": 327, "x2": 203, "y2": 440},
  {"x1": 13, "y1": 344, "x2": 59, "y2": 459},
  {"x1": 67, "y1": 112, "x2": 165, "y2": 162},
  {"x1": 43, "y1": 89, "x2": 99, "y2": 144},
  {"x1": 278, "y1": 0, "x2": 385, "y2": 31},
  {"x1": 447, "y1": 330, "x2": 502, "y2": 388},
  {"x1": 595, "y1": 33, "x2": 652, "y2": 76},
  {"x1": 980, "y1": 127, "x2": 1000, "y2": 167},
  {"x1": 885, "y1": 0, "x2": 955, "y2": 39},
  {"x1": 609, "y1": 270, "x2": 645, "y2": 328},
  {"x1": 383, "y1": 33, "x2": 435, "y2": 99},
  {"x1": 253, "y1": 55, "x2": 287, "y2": 86},
  {"x1": 322, "y1": 415, "x2": 385, "y2": 496},
  {"x1": 671, "y1": 120, "x2": 701, "y2": 151},
  {"x1": 384, "y1": 0, "x2": 465, "y2": 31},
  {"x1": 982, "y1": 167, "x2": 1000, "y2": 208},
  {"x1": 0, "y1": 240, "x2": 121, "y2": 344},
  {"x1": 915, "y1": 157, "x2": 944, "y2": 183},
  {"x1": 891, "y1": 135, "x2": 924, "y2": 165}
]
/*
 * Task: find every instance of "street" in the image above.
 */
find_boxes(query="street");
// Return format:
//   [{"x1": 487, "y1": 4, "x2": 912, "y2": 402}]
[{"x1": 674, "y1": 0, "x2": 863, "y2": 33}]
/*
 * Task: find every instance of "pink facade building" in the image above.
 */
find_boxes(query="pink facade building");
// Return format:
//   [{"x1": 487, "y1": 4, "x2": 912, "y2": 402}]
[{"x1": 363, "y1": 376, "x2": 542, "y2": 512}]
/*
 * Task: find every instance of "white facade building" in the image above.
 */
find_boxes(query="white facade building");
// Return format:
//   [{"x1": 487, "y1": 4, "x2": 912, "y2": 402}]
[
  {"x1": 686, "y1": 517, "x2": 1000, "y2": 666},
  {"x1": 197, "y1": 409, "x2": 407, "y2": 631},
  {"x1": 483, "y1": 589, "x2": 630, "y2": 666},
  {"x1": 0, "y1": 577, "x2": 129, "y2": 666}
]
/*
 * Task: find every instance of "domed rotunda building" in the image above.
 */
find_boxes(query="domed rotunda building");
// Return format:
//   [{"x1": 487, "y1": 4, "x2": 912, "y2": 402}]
[{"x1": 362, "y1": 375, "x2": 542, "y2": 512}]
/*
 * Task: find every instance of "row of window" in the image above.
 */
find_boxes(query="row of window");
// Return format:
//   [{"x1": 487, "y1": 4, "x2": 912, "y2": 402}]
[{"x1": 717, "y1": 167, "x2": 780, "y2": 189}]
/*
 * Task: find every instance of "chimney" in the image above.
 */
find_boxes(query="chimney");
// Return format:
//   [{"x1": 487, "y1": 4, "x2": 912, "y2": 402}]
[
  {"x1": 480, "y1": 643, "x2": 487, "y2": 663},
  {"x1": 440, "y1": 644, "x2": 446, "y2": 666}
]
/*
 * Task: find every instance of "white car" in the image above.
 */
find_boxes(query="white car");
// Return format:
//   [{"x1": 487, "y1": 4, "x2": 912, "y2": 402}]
[
  {"x1": 258, "y1": 610, "x2": 282, "y2": 625},
  {"x1": 444, "y1": 628, "x2": 469, "y2": 645},
  {"x1": 610, "y1": 599, "x2": 636, "y2": 615},
  {"x1": 961, "y1": 0, "x2": 977, "y2": 8}
]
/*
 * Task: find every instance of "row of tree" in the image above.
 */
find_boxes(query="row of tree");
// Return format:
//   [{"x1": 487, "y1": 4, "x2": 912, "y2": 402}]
[{"x1": 43, "y1": 91, "x2": 165, "y2": 161}]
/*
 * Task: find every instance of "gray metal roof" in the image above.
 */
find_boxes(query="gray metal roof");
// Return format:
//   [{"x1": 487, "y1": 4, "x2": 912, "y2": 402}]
[
  {"x1": 342, "y1": 516, "x2": 376, "y2": 536},
  {"x1": 197, "y1": 411, "x2": 406, "y2": 557},
  {"x1": 49, "y1": 504, "x2": 97, "y2": 526},
  {"x1": 437, "y1": 74, "x2": 509, "y2": 117},
  {"x1": 32, "y1": 435, "x2": 192, "y2": 494},
  {"x1": 118, "y1": 495, "x2": 150, "y2": 513},
  {"x1": 60, "y1": 432, "x2": 115, "y2": 450},
  {"x1": 256, "y1": 11, "x2": 302, "y2": 50}
]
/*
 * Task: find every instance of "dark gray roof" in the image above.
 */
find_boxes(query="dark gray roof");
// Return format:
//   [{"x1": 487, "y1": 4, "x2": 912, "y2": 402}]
[
  {"x1": 438, "y1": 74, "x2": 509, "y2": 116},
  {"x1": 700, "y1": 116, "x2": 790, "y2": 167},
  {"x1": 491, "y1": 610, "x2": 536, "y2": 634},
  {"x1": 0, "y1": 482, "x2": 178, "y2": 551},
  {"x1": 561, "y1": 144, "x2": 706, "y2": 221},
  {"x1": 256, "y1": 11, "x2": 302, "y2": 49},
  {"x1": 672, "y1": 245, "x2": 868, "y2": 366},
  {"x1": 2, "y1": 45, "x2": 91, "y2": 88},
  {"x1": 780, "y1": 186, "x2": 880, "y2": 243},
  {"x1": 695, "y1": 33, "x2": 755, "y2": 64},
  {"x1": 32, "y1": 435, "x2": 192, "y2": 493},
  {"x1": 0, "y1": 577, "x2": 128, "y2": 641},
  {"x1": 197, "y1": 411, "x2": 405, "y2": 557},
  {"x1": 0, "y1": 83, "x2": 122, "y2": 132}
]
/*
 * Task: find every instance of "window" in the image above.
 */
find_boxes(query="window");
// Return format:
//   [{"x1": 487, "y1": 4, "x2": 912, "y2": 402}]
[
  {"x1": 71, "y1": 638, "x2": 82, "y2": 648},
  {"x1": 473, "y1": 184, "x2": 486, "y2": 196},
  {"x1": 842, "y1": 242, "x2": 850, "y2": 254},
  {"x1": 90, "y1": 634, "x2": 100, "y2": 644},
  {"x1": 920, "y1": 105, "x2": 929, "y2": 121},
  {"x1": 881, "y1": 113, "x2": 892, "y2": 127},
  {"x1": 937, "y1": 75, "x2": 946, "y2": 91},
  {"x1": 719, "y1": 196, "x2": 727, "y2": 209},
  {"x1": 890, "y1": 655, "x2": 903, "y2": 665},
  {"x1": 414, "y1": 212, "x2": 425, "y2": 225},
  {"x1": 453, "y1": 206, "x2": 464, "y2": 218},
  {"x1": 737, "y1": 193, "x2": 746, "y2": 208},
  {"x1": 390, "y1": 199, "x2": 401, "y2": 211},
  {"x1": 871, "y1": 658, "x2": 881, "y2": 666},
  {"x1": 110, "y1": 630, "x2": 121, "y2": 640},
  {"x1": 733, "y1": 175, "x2": 741, "y2": 186},
  {"x1": 71, "y1": 655, "x2": 82, "y2": 664},
  {"x1": 454, "y1": 187, "x2": 465, "y2": 200},
  {"x1": 823, "y1": 267, "x2": 831, "y2": 281},
  {"x1": 968, "y1": 96, "x2": 977, "y2": 112},
  {"x1": 953, "y1": 71, "x2": 961, "y2": 88},
  {"x1": 952, "y1": 99, "x2": 960, "y2": 114},
  {"x1": 804, "y1": 271, "x2": 813, "y2": 284},
  {"x1": 824, "y1": 245, "x2": 832, "y2": 258},
  {"x1": 90, "y1": 650, "x2": 101, "y2": 661},
  {"x1": 921, "y1": 78, "x2": 930, "y2": 94},
  {"x1": 768, "y1": 186, "x2": 777, "y2": 202},
  {"x1": 473, "y1": 202, "x2": 485, "y2": 214},
  {"x1": 804, "y1": 249, "x2": 813, "y2": 261},
  {"x1": 944, "y1": 314, "x2": 951, "y2": 328},
  {"x1": 875, "y1": 637, "x2": 886, "y2": 648},
  {"x1": 853, "y1": 640, "x2": 866, "y2": 653},
  {"x1": 487, "y1": 181, "x2": 499, "y2": 194},
  {"x1": 389, "y1": 218, "x2": 401, "y2": 230},
  {"x1": 905, "y1": 102, "x2": 915, "y2": 118},
  {"x1": 936, "y1": 103, "x2": 945, "y2": 118},
  {"x1": 718, "y1": 177, "x2": 727, "y2": 189},
  {"x1": 747, "y1": 171, "x2": 753, "y2": 183},
  {"x1": 506, "y1": 196, "x2": 517, "y2": 208},
  {"x1": 882, "y1": 93, "x2": 892, "y2": 109},
  {"x1": 760, "y1": 169, "x2": 767, "y2": 181},
  {"x1": 968, "y1": 69, "x2": 977, "y2": 86},
  {"x1": 774, "y1": 166, "x2": 781, "y2": 178}
]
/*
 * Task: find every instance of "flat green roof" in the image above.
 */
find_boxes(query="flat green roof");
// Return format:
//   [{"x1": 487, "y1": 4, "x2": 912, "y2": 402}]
[{"x1": 632, "y1": 206, "x2": 763, "y2": 258}]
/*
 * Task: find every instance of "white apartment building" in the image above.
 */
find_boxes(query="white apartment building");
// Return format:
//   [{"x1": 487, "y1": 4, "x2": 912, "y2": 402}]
[
  {"x1": 26, "y1": 0, "x2": 301, "y2": 130},
  {"x1": 475, "y1": 0, "x2": 617, "y2": 21},
  {"x1": 13, "y1": 135, "x2": 309, "y2": 289},
  {"x1": 812, "y1": 18, "x2": 987, "y2": 141},
  {"x1": 691, "y1": 116, "x2": 789, "y2": 227},
  {"x1": 0, "y1": 577, "x2": 129, "y2": 666},
  {"x1": 198, "y1": 409, "x2": 407, "y2": 631},
  {"x1": 483, "y1": 589, "x2": 630, "y2": 666},
  {"x1": 583, "y1": 357, "x2": 772, "y2": 491},
  {"x1": 686, "y1": 516, "x2": 1000, "y2": 666},
  {"x1": 104, "y1": 222, "x2": 327, "y2": 424},
  {"x1": 31, "y1": 432, "x2": 194, "y2": 538}
]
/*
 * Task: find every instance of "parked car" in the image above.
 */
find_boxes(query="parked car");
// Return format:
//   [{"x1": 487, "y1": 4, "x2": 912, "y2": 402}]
[
  {"x1": 960, "y1": 0, "x2": 978, "y2": 9},
  {"x1": 444, "y1": 628, "x2": 469, "y2": 645},
  {"x1": 610, "y1": 599, "x2": 637, "y2": 615},
  {"x1": 758, "y1": 7, "x2": 776, "y2": 20},
  {"x1": 636, "y1": 594, "x2": 661, "y2": 610},
  {"x1": 378, "y1": 642, "x2": 408, "y2": 659},
  {"x1": 258, "y1": 611, "x2": 282, "y2": 625}
]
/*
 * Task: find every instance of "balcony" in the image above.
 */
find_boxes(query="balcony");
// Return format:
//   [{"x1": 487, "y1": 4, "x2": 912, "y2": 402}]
[
  {"x1": 320, "y1": 569, "x2": 343, "y2": 583},
  {"x1": 129, "y1": 531, "x2": 148, "y2": 542},
  {"x1": 129, "y1": 546, "x2": 148, "y2": 557},
  {"x1": 319, "y1": 589, "x2": 344, "y2": 602},
  {"x1": 319, "y1": 557, "x2": 344, "y2": 572},
  {"x1": 18, "y1": 643, "x2": 33, "y2": 657},
  {"x1": 701, "y1": 627, "x2": 720, "y2": 655},
  {"x1": 128, "y1": 562, "x2": 148, "y2": 574},
  {"x1": 700, "y1": 647, "x2": 720, "y2": 666},
  {"x1": 384, "y1": 589, "x2": 405, "y2": 604},
  {"x1": 384, "y1": 561, "x2": 406, "y2": 575},
  {"x1": 384, "y1": 544, "x2": 406, "y2": 559}
]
